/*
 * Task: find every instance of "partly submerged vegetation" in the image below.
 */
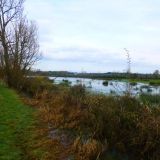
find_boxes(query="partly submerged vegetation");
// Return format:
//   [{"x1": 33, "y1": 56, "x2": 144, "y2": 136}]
[{"x1": 103, "y1": 80, "x2": 109, "y2": 86}]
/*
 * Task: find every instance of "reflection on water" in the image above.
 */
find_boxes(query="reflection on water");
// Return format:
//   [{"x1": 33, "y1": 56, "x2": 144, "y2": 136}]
[{"x1": 49, "y1": 77, "x2": 160, "y2": 96}]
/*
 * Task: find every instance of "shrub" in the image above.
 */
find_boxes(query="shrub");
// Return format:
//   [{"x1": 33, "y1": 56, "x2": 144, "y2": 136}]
[{"x1": 22, "y1": 76, "x2": 54, "y2": 96}]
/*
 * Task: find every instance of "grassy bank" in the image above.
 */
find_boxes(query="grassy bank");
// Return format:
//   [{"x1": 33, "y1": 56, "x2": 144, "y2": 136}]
[
  {"x1": 102, "y1": 78, "x2": 160, "y2": 85},
  {"x1": 127, "y1": 78, "x2": 160, "y2": 85},
  {"x1": 0, "y1": 83, "x2": 37, "y2": 159}
]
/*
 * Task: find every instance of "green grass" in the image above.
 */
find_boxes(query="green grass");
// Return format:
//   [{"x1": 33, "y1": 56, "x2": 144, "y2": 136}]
[
  {"x1": 99, "y1": 77, "x2": 160, "y2": 85},
  {"x1": 126, "y1": 78, "x2": 160, "y2": 84},
  {"x1": 0, "y1": 83, "x2": 36, "y2": 160},
  {"x1": 140, "y1": 93, "x2": 160, "y2": 105}
]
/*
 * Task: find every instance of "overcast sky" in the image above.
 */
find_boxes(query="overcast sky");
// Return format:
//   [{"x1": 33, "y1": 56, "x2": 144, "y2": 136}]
[{"x1": 25, "y1": 0, "x2": 160, "y2": 73}]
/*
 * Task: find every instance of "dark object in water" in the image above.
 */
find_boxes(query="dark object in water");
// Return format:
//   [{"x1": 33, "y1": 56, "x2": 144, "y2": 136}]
[
  {"x1": 130, "y1": 82, "x2": 137, "y2": 86},
  {"x1": 103, "y1": 81, "x2": 109, "y2": 86}
]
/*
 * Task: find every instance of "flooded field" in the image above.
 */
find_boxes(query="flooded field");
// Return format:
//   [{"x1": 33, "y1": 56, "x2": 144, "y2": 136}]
[{"x1": 49, "y1": 77, "x2": 160, "y2": 96}]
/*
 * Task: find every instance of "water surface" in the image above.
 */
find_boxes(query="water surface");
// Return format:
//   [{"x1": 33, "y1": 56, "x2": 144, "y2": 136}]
[{"x1": 49, "y1": 77, "x2": 160, "y2": 96}]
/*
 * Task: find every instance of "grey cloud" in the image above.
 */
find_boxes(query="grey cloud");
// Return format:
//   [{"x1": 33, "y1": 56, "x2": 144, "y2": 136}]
[{"x1": 43, "y1": 47, "x2": 125, "y2": 64}]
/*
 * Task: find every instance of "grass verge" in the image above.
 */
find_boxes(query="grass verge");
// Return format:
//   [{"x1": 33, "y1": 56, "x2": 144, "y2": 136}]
[{"x1": 0, "y1": 83, "x2": 38, "y2": 160}]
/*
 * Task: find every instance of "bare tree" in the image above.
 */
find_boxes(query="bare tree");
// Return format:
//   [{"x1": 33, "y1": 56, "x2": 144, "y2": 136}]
[
  {"x1": 0, "y1": 0, "x2": 40, "y2": 87},
  {"x1": 10, "y1": 17, "x2": 40, "y2": 88},
  {"x1": 124, "y1": 48, "x2": 131, "y2": 74},
  {"x1": 124, "y1": 48, "x2": 132, "y2": 96}
]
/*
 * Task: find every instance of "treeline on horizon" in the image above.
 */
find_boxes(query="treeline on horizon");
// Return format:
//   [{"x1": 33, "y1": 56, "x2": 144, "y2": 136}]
[{"x1": 29, "y1": 70, "x2": 160, "y2": 80}]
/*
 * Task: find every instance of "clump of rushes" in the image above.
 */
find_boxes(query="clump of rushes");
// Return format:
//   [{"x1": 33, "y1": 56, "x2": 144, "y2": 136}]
[
  {"x1": 130, "y1": 82, "x2": 137, "y2": 86},
  {"x1": 59, "y1": 79, "x2": 72, "y2": 87},
  {"x1": 103, "y1": 80, "x2": 109, "y2": 86}
]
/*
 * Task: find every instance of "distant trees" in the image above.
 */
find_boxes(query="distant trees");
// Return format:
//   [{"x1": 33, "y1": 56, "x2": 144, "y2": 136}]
[
  {"x1": 153, "y1": 70, "x2": 159, "y2": 75},
  {"x1": 153, "y1": 70, "x2": 159, "y2": 78},
  {"x1": 0, "y1": 0, "x2": 39, "y2": 88}
]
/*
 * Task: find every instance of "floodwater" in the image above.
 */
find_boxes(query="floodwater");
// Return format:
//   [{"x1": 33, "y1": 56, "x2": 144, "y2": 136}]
[{"x1": 49, "y1": 77, "x2": 160, "y2": 96}]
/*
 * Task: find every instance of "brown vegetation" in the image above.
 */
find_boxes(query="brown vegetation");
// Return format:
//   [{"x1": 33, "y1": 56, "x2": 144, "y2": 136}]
[{"x1": 23, "y1": 77, "x2": 160, "y2": 160}]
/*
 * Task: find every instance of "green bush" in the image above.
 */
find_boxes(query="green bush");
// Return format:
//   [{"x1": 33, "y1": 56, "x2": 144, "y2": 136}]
[{"x1": 22, "y1": 76, "x2": 54, "y2": 96}]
